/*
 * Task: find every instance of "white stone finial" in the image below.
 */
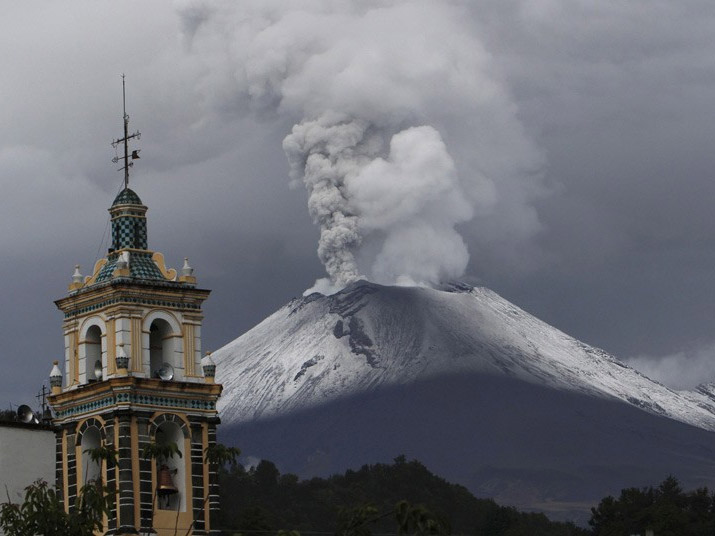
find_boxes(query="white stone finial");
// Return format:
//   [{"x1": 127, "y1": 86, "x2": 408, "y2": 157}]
[
  {"x1": 50, "y1": 360, "x2": 63, "y2": 394},
  {"x1": 181, "y1": 257, "x2": 194, "y2": 277},
  {"x1": 117, "y1": 251, "x2": 130, "y2": 270},
  {"x1": 72, "y1": 265, "x2": 83, "y2": 284},
  {"x1": 116, "y1": 343, "x2": 129, "y2": 374},
  {"x1": 50, "y1": 360, "x2": 62, "y2": 379},
  {"x1": 202, "y1": 351, "x2": 216, "y2": 383}
]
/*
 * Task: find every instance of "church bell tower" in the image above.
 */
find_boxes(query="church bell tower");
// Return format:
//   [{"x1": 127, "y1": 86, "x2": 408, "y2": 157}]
[{"x1": 48, "y1": 79, "x2": 222, "y2": 536}]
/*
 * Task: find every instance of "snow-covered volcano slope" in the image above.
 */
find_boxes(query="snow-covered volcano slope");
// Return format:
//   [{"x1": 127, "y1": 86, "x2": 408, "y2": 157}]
[{"x1": 215, "y1": 281, "x2": 715, "y2": 431}]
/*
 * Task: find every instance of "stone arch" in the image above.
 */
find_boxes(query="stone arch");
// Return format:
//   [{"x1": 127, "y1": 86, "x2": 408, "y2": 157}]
[
  {"x1": 75, "y1": 417, "x2": 108, "y2": 485},
  {"x1": 78, "y1": 316, "x2": 106, "y2": 384},
  {"x1": 142, "y1": 310, "x2": 181, "y2": 335},
  {"x1": 78, "y1": 315, "x2": 106, "y2": 340},
  {"x1": 143, "y1": 310, "x2": 183, "y2": 379},
  {"x1": 148, "y1": 413, "x2": 191, "y2": 440}
]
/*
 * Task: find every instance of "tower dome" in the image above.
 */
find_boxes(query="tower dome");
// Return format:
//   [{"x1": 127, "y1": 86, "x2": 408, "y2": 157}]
[{"x1": 111, "y1": 187, "x2": 143, "y2": 207}]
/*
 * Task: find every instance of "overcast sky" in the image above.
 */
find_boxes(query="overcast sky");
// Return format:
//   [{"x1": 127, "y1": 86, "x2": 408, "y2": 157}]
[{"x1": 2, "y1": 0, "x2": 715, "y2": 406}]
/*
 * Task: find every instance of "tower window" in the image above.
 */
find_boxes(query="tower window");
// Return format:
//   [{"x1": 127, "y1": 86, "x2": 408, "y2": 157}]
[
  {"x1": 154, "y1": 422, "x2": 186, "y2": 512},
  {"x1": 80, "y1": 426, "x2": 102, "y2": 484},
  {"x1": 149, "y1": 319, "x2": 175, "y2": 377},
  {"x1": 85, "y1": 325, "x2": 102, "y2": 382}
]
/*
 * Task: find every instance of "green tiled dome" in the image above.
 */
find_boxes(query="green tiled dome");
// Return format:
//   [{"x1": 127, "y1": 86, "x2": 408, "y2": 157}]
[
  {"x1": 95, "y1": 251, "x2": 166, "y2": 283},
  {"x1": 112, "y1": 188, "x2": 143, "y2": 206}
]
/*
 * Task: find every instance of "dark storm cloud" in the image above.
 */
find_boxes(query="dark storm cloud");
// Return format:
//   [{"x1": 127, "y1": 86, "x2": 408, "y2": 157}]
[
  {"x1": 2, "y1": 1, "x2": 715, "y2": 405},
  {"x1": 461, "y1": 1, "x2": 715, "y2": 372}
]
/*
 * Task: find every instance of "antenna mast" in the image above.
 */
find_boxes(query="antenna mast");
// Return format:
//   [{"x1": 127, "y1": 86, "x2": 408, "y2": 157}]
[
  {"x1": 111, "y1": 74, "x2": 141, "y2": 189},
  {"x1": 35, "y1": 385, "x2": 50, "y2": 423}
]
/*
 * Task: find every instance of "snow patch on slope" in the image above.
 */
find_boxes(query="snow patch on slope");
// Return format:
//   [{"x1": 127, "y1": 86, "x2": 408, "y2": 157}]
[{"x1": 215, "y1": 281, "x2": 715, "y2": 431}]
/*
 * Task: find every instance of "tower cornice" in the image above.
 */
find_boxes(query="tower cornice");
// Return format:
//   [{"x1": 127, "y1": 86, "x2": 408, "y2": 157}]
[
  {"x1": 48, "y1": 375, "x2": 222, "y2": 426},
  {"x1": 56, "y1": 280, "x2": 211, "y2": 318}
]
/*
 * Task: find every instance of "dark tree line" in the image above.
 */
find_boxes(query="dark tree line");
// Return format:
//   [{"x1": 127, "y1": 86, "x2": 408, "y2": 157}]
[
  {"x1": 218, "y1": 455, "x2": 587, "y2": 536},
  {"x1": 5, "y1": 448, "x2": 712, "y2": 536},
  {"x1": 590, "y1": 476, "x2": 715, "y2": 536}
]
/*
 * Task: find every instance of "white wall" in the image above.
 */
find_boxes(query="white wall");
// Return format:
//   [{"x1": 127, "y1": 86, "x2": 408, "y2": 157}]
[{"x1": 0, "y1": 424, "x2": 55, "y2": 507}]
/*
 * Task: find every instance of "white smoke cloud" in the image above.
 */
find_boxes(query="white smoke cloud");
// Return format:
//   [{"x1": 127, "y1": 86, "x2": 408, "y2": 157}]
[
  {"x1": 626, "y1": 344, "x2": 715, "y2": 391},
  {"x1": 350, "y1": 126, "x2": 472, "y2": 286},
  {"x1": 176, "y1": 0, "x2": 545, "y2": 293}
]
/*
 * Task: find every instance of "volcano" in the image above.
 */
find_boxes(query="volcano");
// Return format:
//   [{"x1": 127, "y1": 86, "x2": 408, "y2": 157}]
[{"x1": 213, "y1": 281, "x2": 715, "y2": 521}]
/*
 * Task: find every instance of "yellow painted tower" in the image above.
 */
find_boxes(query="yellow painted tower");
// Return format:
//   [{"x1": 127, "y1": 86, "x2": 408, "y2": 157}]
[{"x1": 48, "y1": 83, "x2": 222, "y2": 536}]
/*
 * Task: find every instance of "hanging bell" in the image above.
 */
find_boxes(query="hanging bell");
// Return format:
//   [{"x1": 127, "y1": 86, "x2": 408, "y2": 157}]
[{"x1": 157, "y1": 464, "x2": 178, "y2": 496}]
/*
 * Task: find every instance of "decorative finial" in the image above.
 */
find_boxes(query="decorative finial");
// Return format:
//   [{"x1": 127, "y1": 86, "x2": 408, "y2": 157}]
[
  {"x1": 50, "y1": 361, "x2": 63, "y2": 394},
  {"x1": 182, "y1": 258, "x2": 193, "y2": 277},
  {"x1": 179, "y1": 257, "x2": 197, "y2": 284},
  {"x1": 117, "y1": 251, "x2": 130, "y2": 269},
  {"x1": 113, "y1": 251, "x2": 131, "y2": 278},
  {"x1": 69, "y1": 265, "x2": 84, "y2": 291},
  {"x1": 202, "y1": 351, "x2": 216, "y2": 384},
  {"x1": 116, "y1": 342, "x2": 129, "y2": 374},
  {"x1": 111, "y1": 75, "x2": 141, "y2": 190}
]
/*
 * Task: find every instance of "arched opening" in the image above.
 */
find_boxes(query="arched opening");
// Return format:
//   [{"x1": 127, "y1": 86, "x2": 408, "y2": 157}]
[
  {"x1": 154, "y1": 421, "x2": 186, "y2": 512},
  {"x1": 81, "y1": 426, "x2": 102, "y2": 484},
  {"x1": 85, "y1": 325, "x2": 102, "y2": 382},
  {"x1": 149, "y1": 319, "x2": 175, "y2": 377}
]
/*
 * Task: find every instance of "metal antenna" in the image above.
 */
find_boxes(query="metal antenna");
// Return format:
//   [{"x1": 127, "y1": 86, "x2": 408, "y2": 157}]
[
  {"x1": 35, "y1": 385, "x2": 49, "y2": 422},
  {"x1": 111, "y1": 74, "x2": 141, "y2": 189}
]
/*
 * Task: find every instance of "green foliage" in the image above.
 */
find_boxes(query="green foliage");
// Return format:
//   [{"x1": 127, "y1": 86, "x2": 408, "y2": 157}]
[
  {"x1": 0, "y1": 409, "x2": 15, "y2": 422},
  {"x1": 336, "y1": 504, "x2": 381, "y2": 536},
  {"x1": 589, "y1": 476, "x2": 715, "y2": 536},
  {"x1": 335, "y1": 500, "x2": 448, "y2": 536},
  {"x1": 218, "y1": 456, "x2": 588, "y2": 535},
  {"x1": 141, "y1": 440, "x2": 182, "y2": 463},
  {"x1": 204, "y1": 443, "x2": 241, "y2": 469},
  {"x1": 83, "y1": 444, "x2": 118, "y2": 466},
  {"x1": 0, "y1": 479, "x2": 114, "y2": 536},
  {"x1": 394, "y1": 500, "x2": 450, "y2": 536}
]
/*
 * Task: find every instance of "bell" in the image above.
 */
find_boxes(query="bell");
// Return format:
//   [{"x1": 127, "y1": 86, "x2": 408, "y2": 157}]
[{"x1": 157, "y1": 464, "x2": 178, "y2": 496}]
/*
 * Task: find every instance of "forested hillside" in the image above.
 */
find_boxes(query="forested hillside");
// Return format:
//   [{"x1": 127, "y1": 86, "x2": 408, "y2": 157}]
[{"x1": 218, "y1": 456, "x2": 587, "y2": 535}]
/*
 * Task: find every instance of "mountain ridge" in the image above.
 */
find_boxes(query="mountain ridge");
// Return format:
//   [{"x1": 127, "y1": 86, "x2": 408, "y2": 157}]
[{"x1": 215, "y1": 280, "x2": 715, "y2": 431}]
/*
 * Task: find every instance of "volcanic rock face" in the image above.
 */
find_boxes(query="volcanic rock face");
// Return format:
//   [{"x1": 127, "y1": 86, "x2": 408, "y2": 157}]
[{"x1": 214, "y1": 281, "x2": 715, "y2": 521}]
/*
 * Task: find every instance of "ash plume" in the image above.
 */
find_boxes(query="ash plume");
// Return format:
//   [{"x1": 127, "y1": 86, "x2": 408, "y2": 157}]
[{"x1": 177, "y1": 0, "x2": 545, "y2": 294}]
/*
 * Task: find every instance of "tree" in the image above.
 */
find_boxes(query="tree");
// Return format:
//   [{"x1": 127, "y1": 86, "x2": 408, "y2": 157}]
[
  {"x1": 0, "y1": 479, "x2": 114, "y2": 536},
  {"x1": 589, "y1": 476, "x2": 715, "y2": 536},
  {"x1": 1, "y1": 441, "x2": 117, "y2": 536},
  {"x1": 204, "y1": 443, "x2": 241, "y2": 470}
]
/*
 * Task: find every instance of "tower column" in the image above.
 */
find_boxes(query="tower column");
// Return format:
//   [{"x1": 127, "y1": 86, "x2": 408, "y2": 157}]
[
  {"x1": 117, "y1": 411, "x2": 138, "y2": 534},
  {"x1": 207, "y1": 420, "x2": 220, "y2": 535},
  {"x1": 65, "y1": 426, "x2": 78, "y2": 513},
  {"x1": 190, "y1": 421, "x2": 207, "y2": 535},
  {"x1": 104, "y1": 418, "x2": 118, "y2": 534},
  {"x1": 137, "y1": 414, "x2": 153, "y2": 533}
]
